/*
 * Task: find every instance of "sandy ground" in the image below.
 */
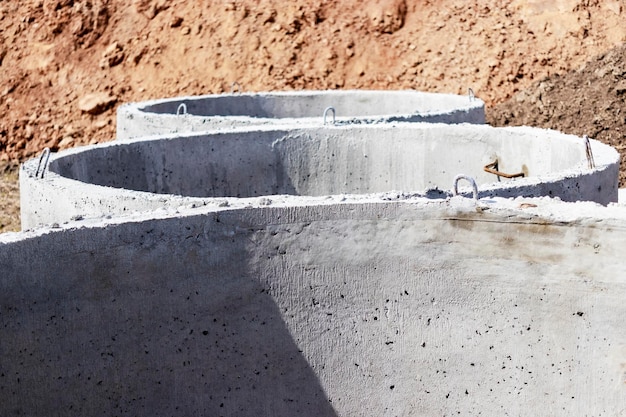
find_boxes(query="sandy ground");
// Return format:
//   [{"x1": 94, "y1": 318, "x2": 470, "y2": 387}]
[
  {"x1": 0, "y1": 166, "x2": 19, "y2": 232},
  {"x1": 2, "y1": 0, "x2": 626, "y2": 232}
]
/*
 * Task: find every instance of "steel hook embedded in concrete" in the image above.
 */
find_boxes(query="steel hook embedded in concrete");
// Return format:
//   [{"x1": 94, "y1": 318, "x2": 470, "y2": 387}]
[
  {"x1": 323, "y1": 106, "x2": 336, "y2": 125},
  {"x1": 176, "y1": 103, "x2": 187, "y2": 115},
  {"x1": 584, "y1": 135, "x2": 595, "y2": 169},
  {"x1": 230, "y1": 81, "x2": 241, "y2": 93},
  {"x1": 484, "y1": 160, "x2": 525, "y2": 179},
  {"x1": 468, "y1": 88, "x2": 475, "y2": 102},
  {"x1": 35, "y1": 147, "x2": 50, "y2": 179},
  {"x1": 453, "y1": 174, "x2": 478, "y2": 200}
]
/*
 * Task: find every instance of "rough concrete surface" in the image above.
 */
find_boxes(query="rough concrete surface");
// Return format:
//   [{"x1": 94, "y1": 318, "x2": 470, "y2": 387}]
[
  {"x1": 3, "y1": 2, "x2": 626, "y2": 414},
  {"x1": 116, "y1": 90, "x2": 486, "y2": 140},
  {"x1": 20, "y1": 123, "x2": 618, "y2": 229},
  {"x1": 1, "y1": 197, "x2": 626, "y2": 416}
]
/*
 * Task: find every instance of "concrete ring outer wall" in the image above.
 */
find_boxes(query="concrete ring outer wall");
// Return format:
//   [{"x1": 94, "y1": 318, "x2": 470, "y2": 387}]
[
  {"x1": 20, "y1": 123, "x2": 618, "y2": 229},
  {"x1": 2, "y1": 198, "x2": 626, "y2": 416},
  {"x1": 116, "y1": 90, "x2": 486, "y2": 140}
]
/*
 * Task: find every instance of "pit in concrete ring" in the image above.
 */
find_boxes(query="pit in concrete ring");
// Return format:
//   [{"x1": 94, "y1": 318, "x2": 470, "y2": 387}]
[
  {"x1": 116, "y1": 90, "x2": 486, "y2": 140},
  {"x1": 20, "y1": 123, "x2": 618, "y2": 229}
]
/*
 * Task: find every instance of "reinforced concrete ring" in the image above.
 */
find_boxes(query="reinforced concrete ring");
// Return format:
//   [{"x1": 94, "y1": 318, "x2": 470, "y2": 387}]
[
  {"x1": 19, "y1": 123, "x2": 619, "y2": 229},
  {"x1": 4, "y1": 191, "x2": 626, "y2": 416},
  {"x1": 116, "y1": 90, "x2": 487, "y2": 140}
]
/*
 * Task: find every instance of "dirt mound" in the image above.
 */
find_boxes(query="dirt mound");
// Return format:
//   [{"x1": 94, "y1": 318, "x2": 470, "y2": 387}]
[
  {"x1": 489, "y1": 43, "x2": 626, "y2": 186},
  {"x1": 3, "y1": 0, "x2": 626, "y2": 164}
]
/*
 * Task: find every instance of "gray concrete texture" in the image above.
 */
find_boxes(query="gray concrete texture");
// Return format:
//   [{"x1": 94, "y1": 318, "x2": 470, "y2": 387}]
[
  {"x1": 7, "y1": 88, "x2": 625, "y2": 416},
  {"x1": 116, "y1": 90, "x2": 486, "y2": 140},
  {"x1": 21, "y1": 123, "x2": 618, "y2": 229},
  {"x1": 2, "y1": 197, "x2": 626, "y2": 416}
]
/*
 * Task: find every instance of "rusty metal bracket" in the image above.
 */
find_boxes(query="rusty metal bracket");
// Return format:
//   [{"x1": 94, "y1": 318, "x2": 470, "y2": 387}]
[
  {"x1": 483, "y1": 160, "x2": 525, "y2": 179},
  {"x1": 584, "y1": 135, "x2": 595, "y2": 169},
  {"x1": 35, "y1": 147, "x2": 51, "y2": 179}
]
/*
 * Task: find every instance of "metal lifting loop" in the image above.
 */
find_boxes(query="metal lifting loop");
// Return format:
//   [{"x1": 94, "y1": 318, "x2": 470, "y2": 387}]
[
  {"x1": 176, "y1": 103, "x2": 187, "y2": 115},
  {"x1": 453, "y1": 174, "x2": 478, "y2": 200},
  {"x1": 323, "y1": 106, "x2": 336, "y2": 125},
  {"x1": 35, "y1": 147, "x2": 51, "y2": 179},
  {"x1": 584, "y1": 135, "x2": 595, "y2": 169},
  {"x1": 230, "y1": 81, "x2": 241, "y2": 93},
  {"x1": 468, "y1": 88, "x2": 475, "y2": 102}
]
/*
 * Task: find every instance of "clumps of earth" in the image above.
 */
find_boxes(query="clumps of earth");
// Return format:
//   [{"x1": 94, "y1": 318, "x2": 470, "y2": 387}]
[
  {"x1": 489, "y1": 43, "x2": 626, "y2": 185},
  {"x1": 1, "y1": 0, "x2": 626, "y2": 179}
]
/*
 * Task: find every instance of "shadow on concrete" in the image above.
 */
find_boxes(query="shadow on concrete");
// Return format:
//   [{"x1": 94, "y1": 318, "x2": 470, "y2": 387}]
[{"x1": 0, "y1": 214, "x2": 337, "y2": 417}]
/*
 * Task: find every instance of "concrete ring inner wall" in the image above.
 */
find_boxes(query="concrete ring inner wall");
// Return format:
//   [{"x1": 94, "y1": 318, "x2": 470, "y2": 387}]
[
  {"x1": 116, "y1": 90, "x2": 486, "y2": 140},
  {"x1": 2, "y1": 198, "x2": 626, "y2": 416},
  {"x1": 20, "y1": 123, "x2": 618, "y2": 228}
]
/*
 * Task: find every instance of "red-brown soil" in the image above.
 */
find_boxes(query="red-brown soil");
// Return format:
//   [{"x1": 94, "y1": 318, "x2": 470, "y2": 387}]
[
  {"x1": 489, "y1": 43, "x2": 626, "y2": 185},
  {"x1": 2, "y1": 0, "x2": 626, "y2": 232}
]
